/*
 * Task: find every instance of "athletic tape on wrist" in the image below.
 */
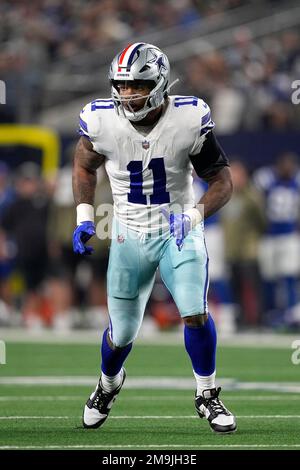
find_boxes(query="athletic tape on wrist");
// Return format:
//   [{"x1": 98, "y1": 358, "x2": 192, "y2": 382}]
[
  {"x1": 184, "y1": 207, "x2": 202, "y2": 228},
  {"x1": 76, "y1": 203, "x2": 94, "y2": 225}
]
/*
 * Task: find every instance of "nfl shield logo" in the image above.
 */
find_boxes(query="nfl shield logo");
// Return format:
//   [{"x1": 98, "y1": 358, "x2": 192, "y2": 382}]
[
  {"x1": 117, "y1": 234, "x2": 125, "y2": 244},
  {"x1": 142, "y1": 140, "x2": 150, "y2": 150}
]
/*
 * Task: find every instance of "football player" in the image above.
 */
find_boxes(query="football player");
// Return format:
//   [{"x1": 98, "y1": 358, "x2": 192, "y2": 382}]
[
  {"x1": 73, "y1": 43, "x2": 236, "y2": 433},
  {"x1": 254, "y1": 152, "x2": 300, "y2": 325}
]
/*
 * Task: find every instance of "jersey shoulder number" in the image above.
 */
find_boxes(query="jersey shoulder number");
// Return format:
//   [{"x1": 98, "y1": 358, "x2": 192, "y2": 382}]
[
  {"x1": 171, "y1": 95, "x2": 215, "y2": 155},
  {"x1": 78, "y1": 98, "x2": 114, "y2": 141}
]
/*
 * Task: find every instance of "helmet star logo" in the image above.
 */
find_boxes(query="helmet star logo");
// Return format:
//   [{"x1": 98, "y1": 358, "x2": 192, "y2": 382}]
[{"x1": 156, "y1": 56, "x2": 167, "y2": 73}]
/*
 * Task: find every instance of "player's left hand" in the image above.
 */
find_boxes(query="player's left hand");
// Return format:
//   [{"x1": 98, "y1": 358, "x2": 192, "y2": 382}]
[
  {"x1": 161, "y1": 209, "x2": 192, "y2": 251},
  {"x1": 73, "y1": 221, "x2": 96, "y2": 255}
]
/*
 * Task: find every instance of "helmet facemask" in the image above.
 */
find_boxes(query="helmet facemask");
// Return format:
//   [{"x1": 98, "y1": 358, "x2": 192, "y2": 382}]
[{"x1": 111, "y1": 77, "x2": 167, "y2": 122}]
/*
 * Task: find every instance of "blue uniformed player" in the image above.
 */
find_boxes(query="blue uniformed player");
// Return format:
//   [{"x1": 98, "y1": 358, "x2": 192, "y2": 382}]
[
  {"x1": 72, "y1": 43, "x2": 236, "y2": 433},
  {"x1": 193, "y1": 177, "x2": 236, "y2": 335},
  {"x1": 254, "y1": 153, "x2": 300, "y2": 324}
]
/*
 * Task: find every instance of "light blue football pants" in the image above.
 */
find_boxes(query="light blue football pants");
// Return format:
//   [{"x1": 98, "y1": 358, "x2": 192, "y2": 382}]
[{"x1": 107, "y1": 218, "x2": 209, "y2": 347}]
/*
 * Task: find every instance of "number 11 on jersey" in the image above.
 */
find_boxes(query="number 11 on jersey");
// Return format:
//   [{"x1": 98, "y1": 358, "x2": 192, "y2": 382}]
[{"x1": 127, "y1": 157, "x2": 170, "y2": 205}]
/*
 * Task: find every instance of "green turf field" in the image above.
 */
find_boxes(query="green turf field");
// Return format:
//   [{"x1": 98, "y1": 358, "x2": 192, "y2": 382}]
[{"x1": 0, "y1": 341, "x2": 300, "y2": 450}]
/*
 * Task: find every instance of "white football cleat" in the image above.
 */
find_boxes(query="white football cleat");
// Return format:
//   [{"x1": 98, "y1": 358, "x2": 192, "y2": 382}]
[
  {"x1": 195, "y1": 387, "x2": 237, "y2": 434},
  {"x1": 83, "y1": 369, "x2": 126, "y2": 429}
]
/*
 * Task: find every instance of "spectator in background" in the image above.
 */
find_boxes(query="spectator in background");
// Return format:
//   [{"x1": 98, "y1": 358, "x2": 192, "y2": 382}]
[
  {"x1": 46, "y1": 156, "x2": 77, "y2": 332},
  {"x1": 0, "y1": 162, "x2": 15, "y2": 324},
  {"x1": 184, "y1": 52, "x2": 246, "y2": 134},
  {"x1": 193, "y1": 176, "x2": 236, "y2": 335},
  {"x1": 222, "y1": 160, "x2": 265, "y2": 327},
  {"x1": 206, "y1": 51, "x2": 246, "y2": 134},
  {"x1": 1, "y1": 162, "x2": 50, "y2": 329},
  {"x1": 253, "y1": 153, "x2": 300, "y2": 328},
  {"x1": 0, "y1": 162, "x2": 15, "y2": 220},
  {"x1": 0, "y1": 0, "x2": 299, "y2": 131},
  {"x1": 47, "y1": 146, "x2": 111, "y2": 330}
]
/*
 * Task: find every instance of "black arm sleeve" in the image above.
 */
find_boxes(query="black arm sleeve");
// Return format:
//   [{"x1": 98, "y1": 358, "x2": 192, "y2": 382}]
[{"x1": 189, "y1": 131, "x2": 229, "y2": 179}]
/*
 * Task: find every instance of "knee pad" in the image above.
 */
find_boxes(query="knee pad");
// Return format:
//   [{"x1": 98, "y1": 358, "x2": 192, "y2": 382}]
[{"x1": 109, "y1": 312, "x2": 141, "y2": 347}]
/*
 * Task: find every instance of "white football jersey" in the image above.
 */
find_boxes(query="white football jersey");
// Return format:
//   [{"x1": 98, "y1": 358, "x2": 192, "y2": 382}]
[{"x1": 79, "y1": 95, "x2": 215, "y2": 233}]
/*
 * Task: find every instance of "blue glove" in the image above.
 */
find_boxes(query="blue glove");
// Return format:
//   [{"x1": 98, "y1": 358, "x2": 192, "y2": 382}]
[
  {"x1": 161, "y1": 208, "x2": 191, "y2": 251},
  {"x1": 73, "y1": 221, "x2": 96, "y2": 255}
]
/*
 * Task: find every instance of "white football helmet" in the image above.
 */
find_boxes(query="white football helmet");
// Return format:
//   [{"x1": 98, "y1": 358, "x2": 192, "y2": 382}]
[{"x1": 109, "y1": 42, "x2": 172, "y2": 121}]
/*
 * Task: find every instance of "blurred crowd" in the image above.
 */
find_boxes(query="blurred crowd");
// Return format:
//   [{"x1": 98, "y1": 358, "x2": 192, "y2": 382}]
[
  {"x1": 183, "y1": 27, "x2": 300, "y2": 133},
  {"x1": 0, "y1": 0, "x2": 299, "y2": 131},
  {"x1": 0, "y1": 0, "x2": 247, "y2": 57},
  {"x1": 0, "y1": 0, "x2": 300, "y2": 333},
  {"x1": 0, "y1": 152, "x2": 300, "y2": 333},
  {"x1": 0, "y1": 155, "x2": 112, "y2": 331}
]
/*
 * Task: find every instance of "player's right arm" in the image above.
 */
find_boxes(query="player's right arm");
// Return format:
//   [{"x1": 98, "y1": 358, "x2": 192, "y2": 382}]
[
  {"x1": 72, "y1": 136, "x2": 105, "y2": 255},
  {"x1": 72, "y1": 136, "x2": 104, "y2": 207}
]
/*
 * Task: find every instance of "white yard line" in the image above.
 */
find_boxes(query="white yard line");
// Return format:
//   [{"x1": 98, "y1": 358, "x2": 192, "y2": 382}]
[
  {"x1": 0, "y1": 396, "x2": 83, "y2": 401},
  {"x1": 0, "y1": 416, "x2": 70, "y2": 419},
  {"x1": 1, "y1": 394, "x2": 300, "y2": 401},
  {"x1": 0, "y1": 415, "x2": 300, "y2": 419},
  {"x1": 0, "y1": 444, "x2": 300, "y2": 449}
]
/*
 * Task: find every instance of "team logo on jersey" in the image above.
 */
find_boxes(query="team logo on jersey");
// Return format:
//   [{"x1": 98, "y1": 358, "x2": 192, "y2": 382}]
[
  {"x1": 117, "y1": 234, "x2": 125, "y2": 244},
  {"x1": 142, "y1": 140, "x2": 150, "y2": 149}
]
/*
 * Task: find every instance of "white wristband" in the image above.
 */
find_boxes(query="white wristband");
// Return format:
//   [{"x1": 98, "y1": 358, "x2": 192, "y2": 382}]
[
  {"x1": 184, "y1": 207, "x2": 202, "y2": 228},
  {"x1": 76, "y1": 203, "x2": 94, "y2": 225}
]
